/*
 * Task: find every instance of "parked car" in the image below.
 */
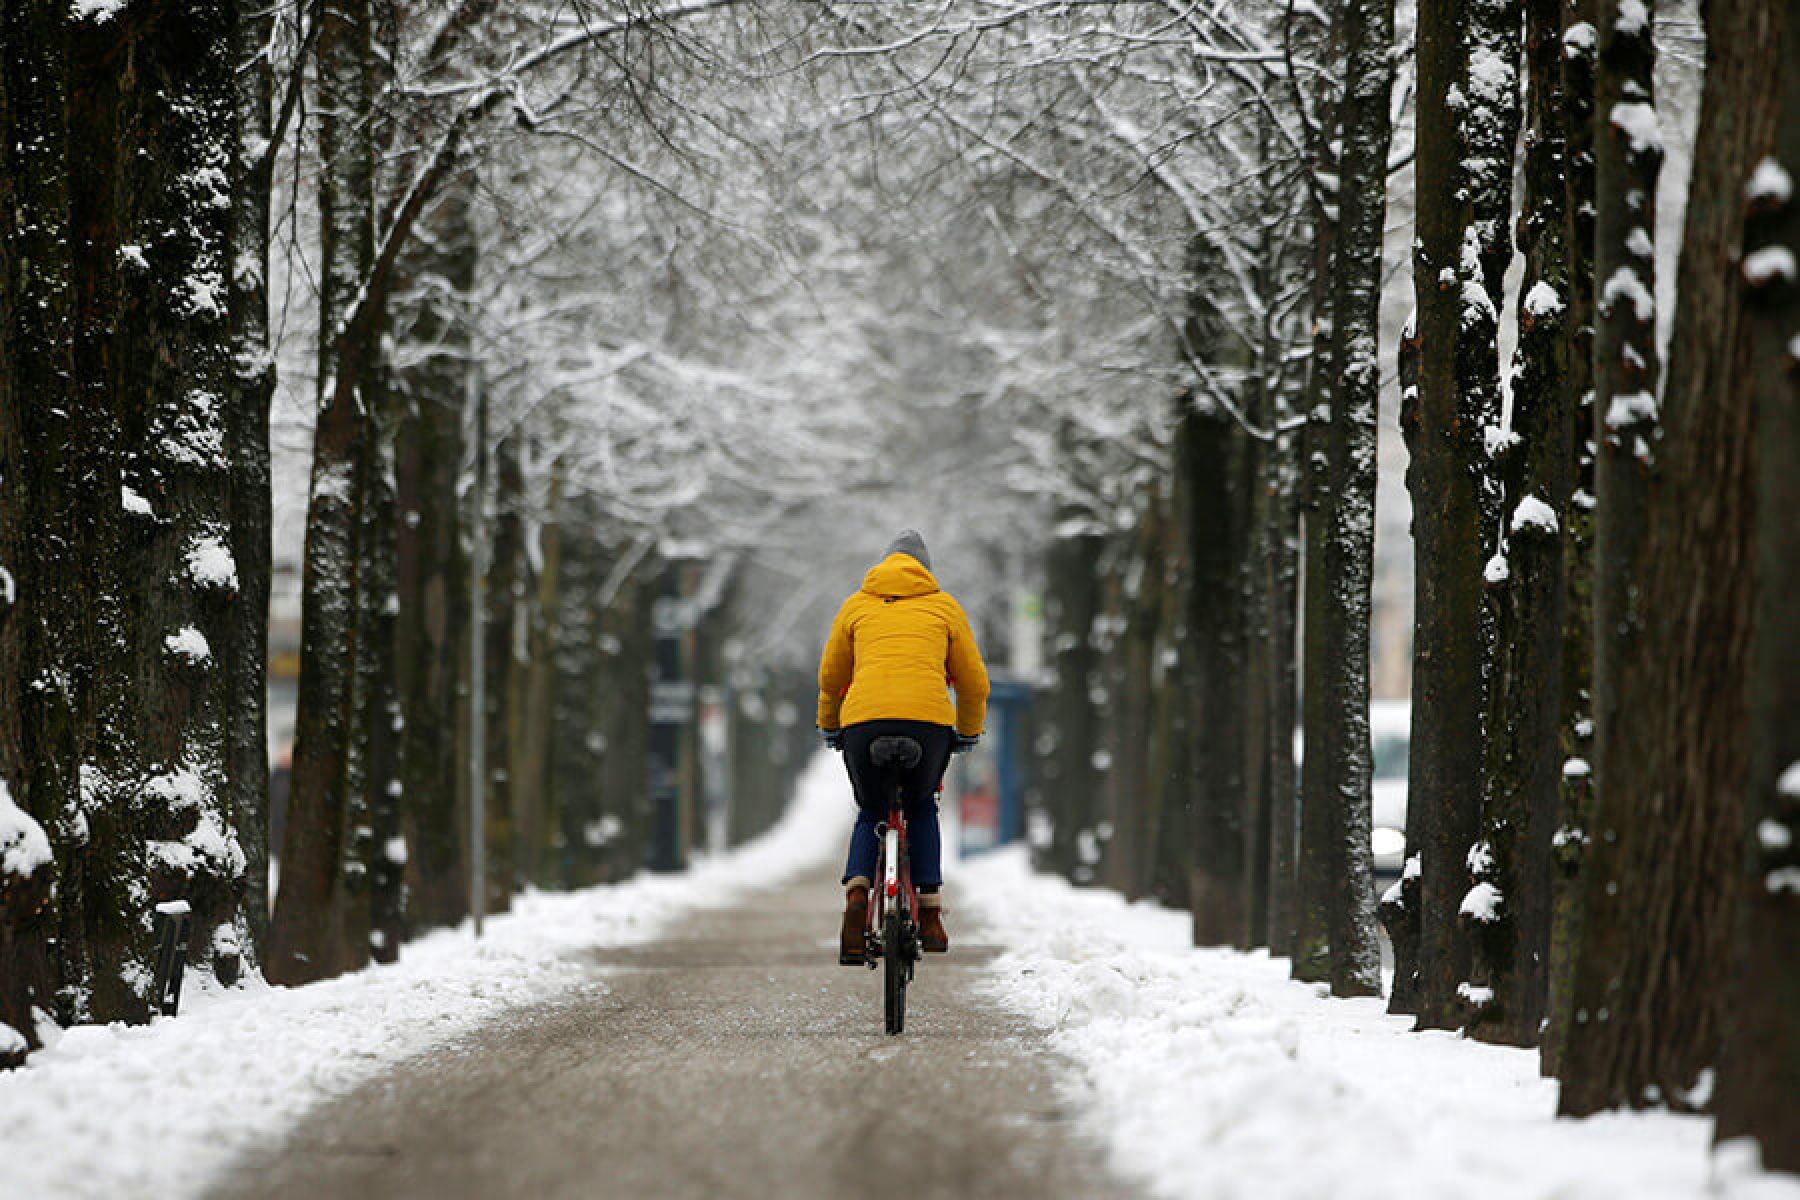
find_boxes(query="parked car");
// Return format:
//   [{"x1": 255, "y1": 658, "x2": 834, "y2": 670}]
[{"x1": 1368, "y1": 699, "x2": 1410, "y2": 879}]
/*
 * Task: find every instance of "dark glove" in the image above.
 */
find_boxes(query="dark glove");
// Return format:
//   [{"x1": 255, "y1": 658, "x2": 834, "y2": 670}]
[
  {"x1": 820, "y1": 727, "x2": 843, "y2": 751},
  {"x1": 951, "y1": 733, "x2": 981, "y2": 755}
]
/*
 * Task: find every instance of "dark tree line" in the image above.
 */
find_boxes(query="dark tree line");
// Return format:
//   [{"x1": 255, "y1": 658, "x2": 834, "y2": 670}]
[
  {"x1": 1019, "y1": 0, "x2": 1796, "y2": 1171},
  {"x1": 0, "y1": 0, "x2": 817, "y2": 1062}
]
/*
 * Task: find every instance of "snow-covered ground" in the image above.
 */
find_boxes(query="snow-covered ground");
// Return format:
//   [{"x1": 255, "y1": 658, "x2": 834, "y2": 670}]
[
  {"x1": 956, "y1": 848, "x2": 1800, "y2": 1200},
  {"x1": 0, "y1": 752, "x2": 849, "y2": 1198}
]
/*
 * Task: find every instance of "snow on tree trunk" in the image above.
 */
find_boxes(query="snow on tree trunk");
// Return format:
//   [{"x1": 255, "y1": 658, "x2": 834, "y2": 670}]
[
  {"x1": 1543, "y1": 0, "x2": 1601, "y2": 1080},
  {"x1": 360, "y1": 358, "x2": 404, "y2": 966},
  {"x1": 225, "y1": 0, "x2": 277, "y2": 966},
  {"x1": 269, "y1": 0, "x2": 380, "y2": 986},
  {"x1": 1465, "y1": 0, "x2": 1572, "y2": 1047},
  {"x1": 1406, "y1": 0, "x2": 1498, "y2": 1031},
  {"x1": 1318, "y1": 0, "x2": 1397, "y2": 999},
  {"x1": 122, "y1": 0, "x2": 249, "y2": 998},
  {"x1": 1714, "y1": 7, "x2": 1800, "y2": 1158},
  {"x1": 1560, "y1": 0, "x2": 1777, "y2": 1116},
  {"x1": 0, "y1": 0, "x2": 79, "y2": 1056}
]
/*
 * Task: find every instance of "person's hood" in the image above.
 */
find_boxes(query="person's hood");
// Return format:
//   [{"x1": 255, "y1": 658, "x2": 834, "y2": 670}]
[{"x1": 861, "y1": 553, "x2": 941, "y2": 599}]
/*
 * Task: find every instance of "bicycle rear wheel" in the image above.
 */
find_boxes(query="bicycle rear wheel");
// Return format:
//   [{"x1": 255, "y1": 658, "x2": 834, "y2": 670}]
[{"x1": 883, "y1": 908, "x2": 906, "y2": 1034}]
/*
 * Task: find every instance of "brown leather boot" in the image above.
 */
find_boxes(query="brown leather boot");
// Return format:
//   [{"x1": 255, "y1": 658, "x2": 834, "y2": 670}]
[
  {"x1": 839, "y1": 882, "x2": 869, "y2": 965},
  {"x1": 917, "y1": 901, "x2": 949, "y2": 953}
]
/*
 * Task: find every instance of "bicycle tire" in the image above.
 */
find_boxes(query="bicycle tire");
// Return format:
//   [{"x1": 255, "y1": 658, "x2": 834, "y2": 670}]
[{"x1": 883, "y1": 908, "x2": 906, "y2": 1034}]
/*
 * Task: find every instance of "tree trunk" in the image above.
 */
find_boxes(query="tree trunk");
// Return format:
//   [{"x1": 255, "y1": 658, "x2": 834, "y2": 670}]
[
  {"x1": 1104, "y1": 492, "x2": 1163, "y2": 901},
  {"x1": 1559, "y1": 0, "x2": 1775, "y2": 1116},
  {"x1": 0, "y1": 0, "x2": 77, "y2": 1054},
  {"x1": 1385, "y1": 324, "x2": 1425, "y2": 1013},
  {"x1": 1320, "y1": 0, "x2": 1396, "y2": 997},
  {"x1": 1544, "y1": 0, "x2": 1600, "y2": 1079},
  {"x1": 1264, "y1": 394, "x2": 1302, "y2": 957},
  {"x1": 225, "y1": 0, "x2": 276, "y2": 968},
  {"x1": 1185, "y1": 395, "x2": 1249, "y2": 947},
  {"x1": 1292, "y1": 65, "x2": 1341, "y2": 986},
  {"x1": 1039, "y1": 524, "x2": 1105, "y2": 881},
  {"x1": 394, "y1": 176, "x2": 476, "y2": 933},
  {"x1": 1465, "y1": 0, "x2": 1571, "y2": 1046},
  {"x1": 482, "y1": 433, "x2": 526, "y2": 912},
  {"x1": 1406, "y1": 0, "x2": 1498, "y2": 1030},
  {"x1": 1713, "y1": 0, "x2": 1799, "y2": 1156},
  {"x1": 268, "y1": 0, "x2": 379, "y2": 985}
]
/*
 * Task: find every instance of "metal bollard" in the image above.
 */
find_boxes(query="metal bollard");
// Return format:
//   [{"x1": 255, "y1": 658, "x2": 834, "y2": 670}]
[{"x1": 152, "y1": 899, "x2": 192, "y2": 1017}]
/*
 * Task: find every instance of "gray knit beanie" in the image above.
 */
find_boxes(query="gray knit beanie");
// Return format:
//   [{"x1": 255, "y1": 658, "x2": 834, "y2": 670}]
[{"x1": 883, "y1": 529, "x2": 931, "y2": 569}]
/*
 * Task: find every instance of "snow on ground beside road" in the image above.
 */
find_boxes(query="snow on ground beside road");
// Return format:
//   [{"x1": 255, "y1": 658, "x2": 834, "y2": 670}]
[
  {"x1": 0, "y1": 752, "x2": 850, "y2": 1199},
  {"x1": 956, "y1": 847, "x2": 1800, "y2": 1200}
]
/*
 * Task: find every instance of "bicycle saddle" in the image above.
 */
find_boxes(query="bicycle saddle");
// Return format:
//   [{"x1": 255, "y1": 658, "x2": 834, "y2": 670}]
[{"x1": 868, "y1": 736, "x2": 923, "y2": 769}]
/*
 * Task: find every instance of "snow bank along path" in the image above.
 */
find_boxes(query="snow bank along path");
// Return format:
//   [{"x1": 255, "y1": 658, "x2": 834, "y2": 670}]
[
  {"x1": 955, "y1": 848, "x2": 1800, "y2": 1200},
  {"x1": 0, "y1": 751, "x2": 850, "y2": 1198}
]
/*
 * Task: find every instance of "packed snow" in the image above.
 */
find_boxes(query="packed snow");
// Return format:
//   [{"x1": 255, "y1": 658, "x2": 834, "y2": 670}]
[
  {"x1": 1610, "y1": 101, "x2": 1660, "y2": 156},
  {"x1": 1522, "y1": 281, "x2": 1563, "y2": 317},
  {"x1": 1562, "y1": 21, "x2": 1597, "y2": 56},
  {"x1": 0, "y1": 781, "x2": 53, "y2": 881},
  {"x1": 1460, "y1": 880, "x2": 1504, "y2": 922},
  {"x1": 1511, "y1": 496, "x2": 1559, "y2": 535},
  {"x1": 1600, "y1": 266, "x2": 1656, "y2": 322},
  {"x1": 0, "y1": 752, "x2": 847, "y2": 1198},
  {"x1": 163, "y1": 626, "x2": 213, "y2": 665},
  {"x1": 1746, "y1": 158, "x2": 1794, "y2": 206},
  {"x1": 1742, "y1": 246, "x2": 1797, "y2": 288},
  {"x1": 186, "y1": 533, "x2": 239, "y2": 592},
  {"x1": 1605, "y1": 389, "x2": 1658, "y2": 430},
  {"x1": 956, "y1": 847, "x2": 1800, "y2": 1200}
]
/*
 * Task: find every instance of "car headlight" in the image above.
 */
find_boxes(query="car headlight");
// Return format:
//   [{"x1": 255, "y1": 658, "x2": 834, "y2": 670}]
[{"x1": 1370, "y1": 826, "x2": 1406, "y2": 860}]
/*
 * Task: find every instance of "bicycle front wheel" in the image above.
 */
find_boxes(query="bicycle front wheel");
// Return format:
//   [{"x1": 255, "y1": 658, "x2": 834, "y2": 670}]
[{"x1": 883, "y1": 908, "x2": 906, "y2": 1035}]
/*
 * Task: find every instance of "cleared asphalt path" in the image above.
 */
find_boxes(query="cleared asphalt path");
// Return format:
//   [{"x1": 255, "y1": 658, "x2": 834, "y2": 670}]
[{"x1": 213, "y1": 868, "x2": 1133, "y2": 1200}]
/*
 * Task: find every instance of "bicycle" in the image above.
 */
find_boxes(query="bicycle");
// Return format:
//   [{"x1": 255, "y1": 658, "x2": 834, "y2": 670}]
[{"x1": 862, "y1": 735, "x2": 924, "y2": 1035}]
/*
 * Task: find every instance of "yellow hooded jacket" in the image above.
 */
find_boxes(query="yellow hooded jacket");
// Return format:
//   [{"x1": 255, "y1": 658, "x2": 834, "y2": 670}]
[{"x1": 816, "y1": 553, "x2": 989, "y2": 737}]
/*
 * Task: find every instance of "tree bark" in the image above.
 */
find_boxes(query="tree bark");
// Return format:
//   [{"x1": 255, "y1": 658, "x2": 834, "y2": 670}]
[
  {"x1": 1464, "y1": 0, "x2": 1571, "y2": 1046},
  {"x1": 1385, "y1": 324, "x2": 1425, "y2": 1014},
  {"x1": 1406, "y1": 0, "x2": 1499, "y2": 1030},
  {"x1": 1713, "y1": 0, "x2": 1800, "y2": 1156},
  {"x1": 394, "y1": 175, "x2": 476, "y2": 932},
  {"x1": 1544, "y1": 0, "x2": 1600, "y2": 1079},
  {"x1": 1039, "y1": 523, "x2": 1105, "y2": 881},
  {"x1": 225, "y1": 0, "x2": 277, "y2": 967},
  {"x1": 1320, "y1": 0, "x2": 1396, "y2": 997},
  {"x1": 1185, "y1": 393, "x2": 1250, "y2": 947},
  {"x1": 1104, "y1": 491, "x2": 1163, "y2": 901},
  {"x1": 0, "y1": 0, "x2": 78, "y2": 1054},
  {"x1": 1559, "y1": 0, "x2": 1774, "y2": 1115},
  {"x1": 269, "y1": 0, "x2": 379, "y2": 985},
  {"x1": 1293, "y1": 64, "x2": 1341, "y2": 987}
]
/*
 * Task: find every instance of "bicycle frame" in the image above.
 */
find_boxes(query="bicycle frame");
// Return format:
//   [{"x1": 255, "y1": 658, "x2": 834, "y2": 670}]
[{"x1": 866, "y1": 799, "x2": 916, "y2": 956}]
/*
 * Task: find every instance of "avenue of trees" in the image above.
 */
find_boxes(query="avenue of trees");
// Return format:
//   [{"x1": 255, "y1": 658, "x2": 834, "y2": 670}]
[{"x1": 0, "y1": 0, "x2": 1793, "y2": 1173}]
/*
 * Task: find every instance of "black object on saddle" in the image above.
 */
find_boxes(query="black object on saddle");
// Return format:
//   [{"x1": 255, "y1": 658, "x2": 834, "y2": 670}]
[{"x1": 868, "y1": 736, "x2": 923, "y2": 770}]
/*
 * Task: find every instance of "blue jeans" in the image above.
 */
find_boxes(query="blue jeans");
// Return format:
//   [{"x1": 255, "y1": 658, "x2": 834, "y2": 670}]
[{"x1": 840, "y1": 720, "x2": 952, "y2": 889}]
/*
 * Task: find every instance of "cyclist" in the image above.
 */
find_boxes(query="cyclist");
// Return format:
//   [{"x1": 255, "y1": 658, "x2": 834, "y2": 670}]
[{"x1": 817, "y1": 530, "x2": 988, "y2": 964}]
